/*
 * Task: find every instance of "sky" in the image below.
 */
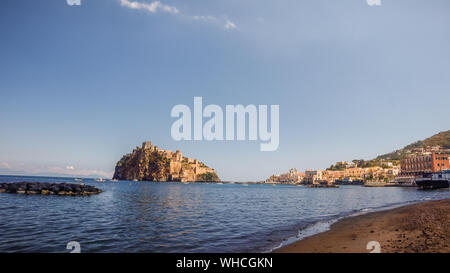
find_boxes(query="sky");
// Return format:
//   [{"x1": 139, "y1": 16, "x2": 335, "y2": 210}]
[{"x1": 0, "y1": 0, "x2": 449, "y2": 180}]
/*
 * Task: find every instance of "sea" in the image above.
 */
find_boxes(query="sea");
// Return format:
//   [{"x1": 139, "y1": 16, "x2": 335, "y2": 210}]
[{"x1": 0, "y1": 175, "x2": 449, "y2": 253}]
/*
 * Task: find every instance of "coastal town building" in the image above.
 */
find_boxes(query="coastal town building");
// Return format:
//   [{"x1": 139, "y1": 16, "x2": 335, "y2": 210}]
[
  {"x1": 304, "y1": 170, "x2": 323, "y2": 184},
  {"x1": 267, "y1": 168, "x2": 304, "y2": 183},
  {"x1": 322, "y1": 170, "x2": 344, "y2": 182},
  {"x1": 267, "y1": 160, "x2": 402, "y2": 185},
  {"x1": 344, "y1": 167, "x2": 364, "y2": 178},
  {"x1": 378, "y1": 162, "x2": 394, "y2": 167},
  {"x1": 264, "y1": 133, "x2": 450, "y2": 186},
  {"x1": 336, "y1": 161, "x2": 356, "y2": 168},
  {"x1": 400, "y1": 152, "x2": 450, "y2": 176}
]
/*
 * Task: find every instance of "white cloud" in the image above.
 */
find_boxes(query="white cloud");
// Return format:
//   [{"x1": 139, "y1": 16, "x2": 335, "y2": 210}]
[
  {"x1": 367, "y1": 0, "x2": 382, "y2": 6},
  {"x1": 66, "y1": 0, "x2": 81, "y2": 6},
  {"x1": 224, "y1": 19, "x2": 237, "y2": 30},
  {"x1": 120, "y1": 0, "x2": 179, "y2": 14},
  {"x1": 0, "y1": 162, "x2": 11, "y2": 169},
  {"x1": 118, "y1": 1, "x2": 237, "y2": 32},
  {"x1": 0, "y1": 162, "x2": 113, "y2": 178},
  {"x1": 193, "y1": 16, "x2": 238, "y2": 31},
  {"x1": 192, "y1": 15, "x2": 217, "y2": 21},
  {"x1": 48, "y1": 166, "x2": 113, "y2": 178}
]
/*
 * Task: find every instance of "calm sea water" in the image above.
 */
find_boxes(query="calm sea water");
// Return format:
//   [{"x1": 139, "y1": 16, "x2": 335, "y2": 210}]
[{"x1": 0, "y1": 175, "x2": 449, "y2": 253}]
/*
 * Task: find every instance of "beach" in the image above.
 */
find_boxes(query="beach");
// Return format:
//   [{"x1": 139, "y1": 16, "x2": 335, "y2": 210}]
[{"x1": 276, "y1": 198, "x2": 450, "y2": 253}]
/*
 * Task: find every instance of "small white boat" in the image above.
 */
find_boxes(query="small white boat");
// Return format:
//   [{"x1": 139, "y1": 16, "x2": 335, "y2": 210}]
[
  {"x1": 74, "y1": 178, "x2": 83, "y2": 182},
  {"x1": 95, "y1": 178, "x2": 106, "y2": 182}
]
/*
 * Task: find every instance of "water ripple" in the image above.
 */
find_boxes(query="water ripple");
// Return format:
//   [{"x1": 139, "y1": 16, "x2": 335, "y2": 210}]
[{"x1": 0, "y1": 176, "x2": 449, "y2": 252}]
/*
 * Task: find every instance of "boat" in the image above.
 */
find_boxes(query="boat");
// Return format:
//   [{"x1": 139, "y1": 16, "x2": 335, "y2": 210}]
[
  {"x1": 95, "y1": 178, "x2": 106, "y2": 182},
  {"x1": 364, "y1": 181, "x2": 387, "y2": 187},
  {"x1": 416, "y1": 171, "x2": 450, "y2": 190},
  {"x1": 74, "y1": 178, "x2": 83, "y2": 182},
  {"x1": 307, "y1": 184, "x2": 339, "y2": 188}
]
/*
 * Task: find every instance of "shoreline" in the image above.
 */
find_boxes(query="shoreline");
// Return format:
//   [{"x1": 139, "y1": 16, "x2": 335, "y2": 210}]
[{"x1": 274, "y1": 198, "x2": 450, "y2": 253}]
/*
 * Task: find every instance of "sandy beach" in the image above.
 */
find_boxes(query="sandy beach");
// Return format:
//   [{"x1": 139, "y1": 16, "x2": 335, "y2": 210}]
[{"x1": 275, "y1": 198, "x2": 450, "y2": 253}]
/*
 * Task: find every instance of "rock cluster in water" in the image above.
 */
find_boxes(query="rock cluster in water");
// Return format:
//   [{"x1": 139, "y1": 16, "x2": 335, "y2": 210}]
[{"x1": 0, "y1": 182, "x2": 103, "y2": 196}]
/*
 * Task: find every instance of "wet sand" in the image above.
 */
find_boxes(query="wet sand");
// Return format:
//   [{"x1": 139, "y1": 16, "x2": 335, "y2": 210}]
[{"x1": 275, "y1": 199, "x2": 450, "y2": 253}]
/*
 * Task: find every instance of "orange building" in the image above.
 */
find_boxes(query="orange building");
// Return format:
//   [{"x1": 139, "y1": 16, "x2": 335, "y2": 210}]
[
  {"x1": 344, "y1": 167, "x2": 364, "y2": 178},
  {"x1": 401, "y1": 152, "x2": 449, "y2": 176},
  {"x1": 323, "y1": 170, "x2": 345, "y2": 182}
]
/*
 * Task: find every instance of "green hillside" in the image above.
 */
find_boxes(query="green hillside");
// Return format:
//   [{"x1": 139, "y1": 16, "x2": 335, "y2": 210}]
[{"x1": 377, "y1": 130, "x2": 450, "y2": 161}]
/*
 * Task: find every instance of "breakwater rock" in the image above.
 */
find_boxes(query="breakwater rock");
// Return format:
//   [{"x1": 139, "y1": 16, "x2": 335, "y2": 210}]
[{"x1": 0, "y1": 182, "x2": 103, "y2": 196}]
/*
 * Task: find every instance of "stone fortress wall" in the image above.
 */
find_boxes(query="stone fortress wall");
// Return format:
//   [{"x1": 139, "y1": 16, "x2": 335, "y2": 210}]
[{"x1": 141, "y1": 141, "x2": 217, "y2": 182}]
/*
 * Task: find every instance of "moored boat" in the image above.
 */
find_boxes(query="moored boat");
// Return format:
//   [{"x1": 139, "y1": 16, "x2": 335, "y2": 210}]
[
  {"x1": 364, "y1": 181, "x2": 387, "y2": 187},
  {"x1": 416, "y1": 170, "x2": 450, "y2": 190}
]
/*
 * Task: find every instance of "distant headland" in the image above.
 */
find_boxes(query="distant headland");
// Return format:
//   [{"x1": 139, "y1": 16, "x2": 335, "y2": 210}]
[{"x1": 113, "y1": 141, "x2": 220, "y2": 182}]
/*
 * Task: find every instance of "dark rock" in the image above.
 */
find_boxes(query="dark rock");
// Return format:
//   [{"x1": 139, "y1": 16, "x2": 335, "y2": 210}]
[
  {"x1": 0, "y1": 182, "x2": 103, "y2": 196},
  {"x1": 49, "y1": 184, "x2": 61, "y2": 193},
  {"x1": 6, "y1": 183, "x2": 20, "y2": 193},
  {"x1": 27, "y1": 183, "x2": 43, "y2": 192}
]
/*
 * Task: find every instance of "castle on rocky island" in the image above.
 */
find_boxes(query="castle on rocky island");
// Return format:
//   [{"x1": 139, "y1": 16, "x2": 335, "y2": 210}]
[{"x1": 113, "y1": 141, "x2": 220, "y2": 182}]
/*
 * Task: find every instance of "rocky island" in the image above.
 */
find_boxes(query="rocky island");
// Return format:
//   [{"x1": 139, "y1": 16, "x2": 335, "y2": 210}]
[
  {"x1": 0, "y1": 182, "x2": 103, "y2": 196},
  {"x1": 113, "y1": 141, "x2": 220, "y2": 182}
]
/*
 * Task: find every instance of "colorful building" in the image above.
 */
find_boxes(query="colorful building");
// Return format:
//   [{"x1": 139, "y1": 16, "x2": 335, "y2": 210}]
[{"x1": 400, "y1": 152, "x2": 450, "y2": 176}]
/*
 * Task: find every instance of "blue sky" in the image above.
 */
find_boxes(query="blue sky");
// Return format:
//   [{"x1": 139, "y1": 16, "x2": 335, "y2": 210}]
[{"x1": 0, "y1": 0, "x2": 449, "y2": 180}]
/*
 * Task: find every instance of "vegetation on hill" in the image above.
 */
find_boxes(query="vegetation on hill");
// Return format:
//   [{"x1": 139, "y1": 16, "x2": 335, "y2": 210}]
[
  {"x1": 377, "y1": 130, "x2": 450, "y2": 161},
  {"x1": 325, "y1": 130, "x2": 449, "y2": 171},
  {"x1": 327, "y1": 159, "x2": 398, "y2": 171},
  {"x1": 197, "y1": 172, "x2": 220, "y2": 182},
  {"x1": 403, "y1": 130, "x2": 450, "y2": 149},
  {"x1": 327, "y1": 162, "x2": 348, "y2": 171},
  {"x1": 113, "y1": 150, "x2": 170, "y2": 181}
]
